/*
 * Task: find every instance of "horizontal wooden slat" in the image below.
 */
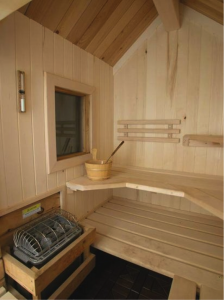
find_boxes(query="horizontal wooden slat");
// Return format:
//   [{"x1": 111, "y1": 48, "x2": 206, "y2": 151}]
[
  {"x1": 85, "y1": 218, "x2": 222, "y2": 273},
  {"x1": 118, "y1": 119, "x2": 181, "y2": 125},
  {"x1": 118, "y1": 128, "x2": 180, "y2": 134},
  {"x1": 87, "y1": 212, "x2": 223, "y2": 259},
  {"x1": 118, "y1": 136, "x2": 180, "y2": 143},
  {"x1": 183, "y1": 134, "x2": 223, "y2": 147},
  {"x1": 83, "y1": 198, "x2": 223, "y2": 291},
  {"x1": 111, "y1": 198, "x2": 223, "y2": 228},
  {"x1": 90, "y1": 234, "x2": 223, "y2": 290},
  {"x1": 168, "y1": 275, "x2": 196, "y2": 299},
  {"x1": 200, "y1": 285, "x2": 223, "y2": 300},
  {"x1": 103, "y1": 202, "x2": 223, "y2": 236},
  {"x1": 96, "y1": 207, "x2": 223, "y2": 246}
]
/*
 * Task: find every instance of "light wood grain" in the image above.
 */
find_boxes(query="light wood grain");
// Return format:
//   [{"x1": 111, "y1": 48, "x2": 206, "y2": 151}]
[
  {"x1": 49, "y1": 254, "x2": 95, "y2": 299},
  {"x1": 67, "y1": 166, "x2": 223, "y2": 219},
  {"x1": 181, "y1": 0, "x2": 223, "y2": 24},
  {"x1": 183, "y1": 135, "x2": 223, "y2": 147},
  {"x1": 15, "y1": 12, "x2": 36, "y2": 200},
  {"x1": 118, "y1": 136, "x2": 180, "y2": 143},
  {"x1": 113, "y1": 6, "x2": 223, "y2": 213},
  {"x1": 153, "y1": 0, "x2": 180, "y2": 31},
  {"x1": 200, "y1": 285, "x2": 223, "y2": 300},
  {"x1": 30, "y1": 19, "x2": 48, "y2": 195},
  {"x1": 168, "y1": 275, "x2": 196, "y2": 299},
  {"x1": 82, "y1": 199, "x2": 223, "y2": 291},
  {"x1": 0, "y1": 14, "x2": 23, "y2": 207},
  {"x1": 3, "y1": 226, "x2": 95, "y2": 297},
  {"x1": 0, "y1": 0, "x2": 31, "y2": 20},
  {"x1": 0, "y1": 12, "x2": 113, "y2": 214}
]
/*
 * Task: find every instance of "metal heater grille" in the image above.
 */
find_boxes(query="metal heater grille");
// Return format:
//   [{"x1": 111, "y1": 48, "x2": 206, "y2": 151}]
[{"x1": 13, "y1": 209, "x2": 82, "y2": 266}]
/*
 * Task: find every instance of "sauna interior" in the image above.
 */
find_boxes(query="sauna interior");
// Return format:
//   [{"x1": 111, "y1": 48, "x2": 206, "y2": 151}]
[{"x1": 0, "y1": 0, "x2": 223, "y2": 299}]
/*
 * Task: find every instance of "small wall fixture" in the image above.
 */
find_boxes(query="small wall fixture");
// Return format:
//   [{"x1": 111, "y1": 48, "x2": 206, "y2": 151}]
[{"x1": 17, "y1": 70, "x2": 26, "y2": 112}]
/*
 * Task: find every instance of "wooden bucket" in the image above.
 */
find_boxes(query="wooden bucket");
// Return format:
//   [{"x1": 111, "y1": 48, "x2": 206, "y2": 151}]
[{"x1": 85, "y1": 160, "x2": 112, "y2": 181}]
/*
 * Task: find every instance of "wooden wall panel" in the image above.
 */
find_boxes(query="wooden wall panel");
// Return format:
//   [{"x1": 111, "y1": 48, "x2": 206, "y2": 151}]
[
  {"x1": 15, "y1": 12, "x2": 36, "y2": 199},
  {"x1": 113, "y1": 11, "x2": 223, "y2": 215},
  {"x1": 0, "y1": 12, "x2": 113, "y2": 213},
  {"x1": 0, "y1": 14, "x2": 23, "y2": 207},
  {"x1": 30, "y1": 19, "x2": 48, "y2": 195}
]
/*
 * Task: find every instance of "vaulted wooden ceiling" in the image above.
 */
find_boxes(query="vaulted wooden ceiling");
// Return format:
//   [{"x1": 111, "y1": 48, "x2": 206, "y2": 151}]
[{"x1": 18, "y1": 0, "x2": 223, "y2": 67}]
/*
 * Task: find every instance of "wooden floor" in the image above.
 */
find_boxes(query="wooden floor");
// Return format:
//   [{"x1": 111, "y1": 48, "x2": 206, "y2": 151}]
[{"x1": 82, "y1": 197, "x2": 223, "y2": 293}]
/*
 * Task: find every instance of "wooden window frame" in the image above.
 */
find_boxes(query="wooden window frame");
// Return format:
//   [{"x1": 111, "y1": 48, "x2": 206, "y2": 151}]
[{"x1": 44, "y1": 72, "x2": 95, "y2": 174}]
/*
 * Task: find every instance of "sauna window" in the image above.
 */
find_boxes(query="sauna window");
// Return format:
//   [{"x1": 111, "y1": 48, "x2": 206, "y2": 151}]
[
  {"x1": 55, "y1": 89, "x2": 87, "y2": 160},
  {"x1": 44, "y1": 72, "x2": 94, "y2": 174}
]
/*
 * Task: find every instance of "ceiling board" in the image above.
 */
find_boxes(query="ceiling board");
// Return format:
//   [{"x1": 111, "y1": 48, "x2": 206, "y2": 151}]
[
  {"x1": 106, "y1": 4, "x2": 158, "y2": 65},
  {"x1": 75, "y1": 0, "x2": 122, "y2": 49},
  {"x1": 55, "y1": 0, "x2": 91, "y2": 38},
  {"x1": 39, "y1": 0, "x2": 74, "y2": 32},
  {"x1": 66, "y1": 0, "x2": 108, "y2": 44},
  {"x1": 181, "y1": 0, "x2": 223, "y2": 24},
  {"x1": 18, "y1": 0, "x2": 223, "y2": 66},
  {"x1": 25, "y1": 0, "x2": 54, "y2": 23},
  {"x1": 84, "y1": 0, "x2": 135, "y2": 53},
  {"x1": 93, "y1": 0, "x2": 148, "y2": 58}
]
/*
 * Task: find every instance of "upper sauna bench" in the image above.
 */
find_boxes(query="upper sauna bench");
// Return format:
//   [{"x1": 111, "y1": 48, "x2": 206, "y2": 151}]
[{"x1": 66, "y1": 165, "x2": 223, "y2": 220}]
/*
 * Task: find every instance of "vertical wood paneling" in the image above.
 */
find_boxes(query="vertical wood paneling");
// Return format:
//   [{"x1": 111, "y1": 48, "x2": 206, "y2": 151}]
[
  {"x1": 43, "y1": 27, "x2": 57, "y2": 191},
  {"x1": 0, "y1": 14, "x2": 23, "y2": 207},
  {"x1": 145, "y1": 33, "x2": 157, "y2": 169},
  {"x1": 0, "y1": 12, "x2": 113, "y2": 212},
  {"x1": 54, "y1": 33, "x2": 66, "y2": 187},
  {"x1": 15, "y1": 12, "x2": 36, "y2": 199},
  {"x1": 0, "y1": 49, "x2": 7, "y2": 209},
  {"x1": 113, "y1": 12, "x2": 223, "y2": 215},
  {"x1": 30, "y1": 19, "x2": 47, "y2": 195},
  {"x1": 206, "y1": 38, "x2": 223, "y2": 176},
  {"x1": 182, "y1": 22, "x2": 201, "y2": 172},
  {"x1": 153, "y1": 25, "x2": 167, "y2": 169},
  {"x1": 194, "y1": 30, "x2": 213, "y2": 174},
  {"x1": 174, "y1": 17, "x2": 189, "y2": 172}
]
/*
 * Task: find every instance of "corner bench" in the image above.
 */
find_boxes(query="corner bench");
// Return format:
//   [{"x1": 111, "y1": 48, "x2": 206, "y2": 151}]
[{"x1": 68, "y1": 166, "x2": 223, "y2": 295}]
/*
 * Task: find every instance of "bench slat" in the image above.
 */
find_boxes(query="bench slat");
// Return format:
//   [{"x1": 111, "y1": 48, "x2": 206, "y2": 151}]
[{"x1": 168, "y1": 275, "x2": 196, "y2": 299}]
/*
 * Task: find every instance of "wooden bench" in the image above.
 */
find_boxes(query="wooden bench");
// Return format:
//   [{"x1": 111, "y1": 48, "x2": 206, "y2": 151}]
[
  {"x1": 67, "y1": 165, "x2": 223, "y2": 219},
  {"x1": 82, "y1": 197, "x2": 223, "y2": 292}
]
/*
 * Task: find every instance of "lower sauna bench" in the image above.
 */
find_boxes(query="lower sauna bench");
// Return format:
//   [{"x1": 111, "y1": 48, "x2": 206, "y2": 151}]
[{"x1": 81, "y1": 197, "x2": 223, "y2": 298}]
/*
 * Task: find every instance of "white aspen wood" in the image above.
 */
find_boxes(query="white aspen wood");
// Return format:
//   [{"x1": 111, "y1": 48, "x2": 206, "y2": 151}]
[
  {"x1": 15, "y1": 12, "x2": 36, "y2": 199},
  {"x1": 43, "y1": 27, "x2": 57, "y2": 191},
  {"x1": 30, "y1": 19, "x2": 47, "y2": 195},
  {"x1": 200, "y1": 285, "x2": 223, "y2": 300},
  {"x1": 66, "y1": 166, "x2": 223, "y2": 219},
  {"x1": 82, "y1": 199, "x2": 223, "y2": 291},
  {"x1": 0, "y1": 12, "x2": 113, "y2": 212},
  {"x1": 0, "y1": 14, "x2": 23, "y2": 207},
  {"x1": 0, "y1": 0, "x2": 31, "y2": 21},
  {"x1": 168, "y1": 275, "x2": 196, "y2": 299},
  {"x1": 153, "y1": 0, "x2": 180, "y2": 31}
]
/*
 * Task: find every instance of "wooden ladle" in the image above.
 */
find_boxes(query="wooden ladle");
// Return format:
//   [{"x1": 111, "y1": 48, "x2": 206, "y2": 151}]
[{"x1": 105, "y1": 141, "x2": 124, "y2": 164}]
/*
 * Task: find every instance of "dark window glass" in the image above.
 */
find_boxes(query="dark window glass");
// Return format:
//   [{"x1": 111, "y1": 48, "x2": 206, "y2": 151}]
[{"x1": 55, "y1": 91, "x2": 83, "y2": 159}]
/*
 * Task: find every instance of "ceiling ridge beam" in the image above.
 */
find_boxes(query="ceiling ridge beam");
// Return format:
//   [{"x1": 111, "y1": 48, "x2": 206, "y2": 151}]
[{"x1": 153, "y1": 0, "x2": 180, "y2": 31}]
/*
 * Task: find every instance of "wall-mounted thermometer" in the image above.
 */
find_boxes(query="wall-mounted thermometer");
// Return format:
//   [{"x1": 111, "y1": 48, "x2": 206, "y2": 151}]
[{"x1": 17, "y1": 70, "x2": 26, "y2": 113}]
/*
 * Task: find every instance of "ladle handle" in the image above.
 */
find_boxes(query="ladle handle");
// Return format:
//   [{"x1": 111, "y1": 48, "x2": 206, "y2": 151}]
[
  {"x1": 92, "y1": 148, "x2": 97, "y2": 161},
  {"x1": 105, "y1": 141, "x2": 124, "y2": 164}
]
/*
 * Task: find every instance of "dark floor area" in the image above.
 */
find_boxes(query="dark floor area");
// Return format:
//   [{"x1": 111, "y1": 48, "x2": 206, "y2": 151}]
[{"x1": 70, "y1": 249, "x2": 172, "y2": 299}]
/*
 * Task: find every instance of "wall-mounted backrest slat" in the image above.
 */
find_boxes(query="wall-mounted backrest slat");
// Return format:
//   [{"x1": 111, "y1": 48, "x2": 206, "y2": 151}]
[
  {"x1": 118, "y1": 137, "x2": 180, "y2": 143},
  {"x1": 118, "y1": 128, "x2": 180, "y2": 134},
  {"x1": 117, "y1": 119, "x2": 181, "y2": 143},
  {"x1": 118, "y1": 119, "x2": 181, "y2": 125}
]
